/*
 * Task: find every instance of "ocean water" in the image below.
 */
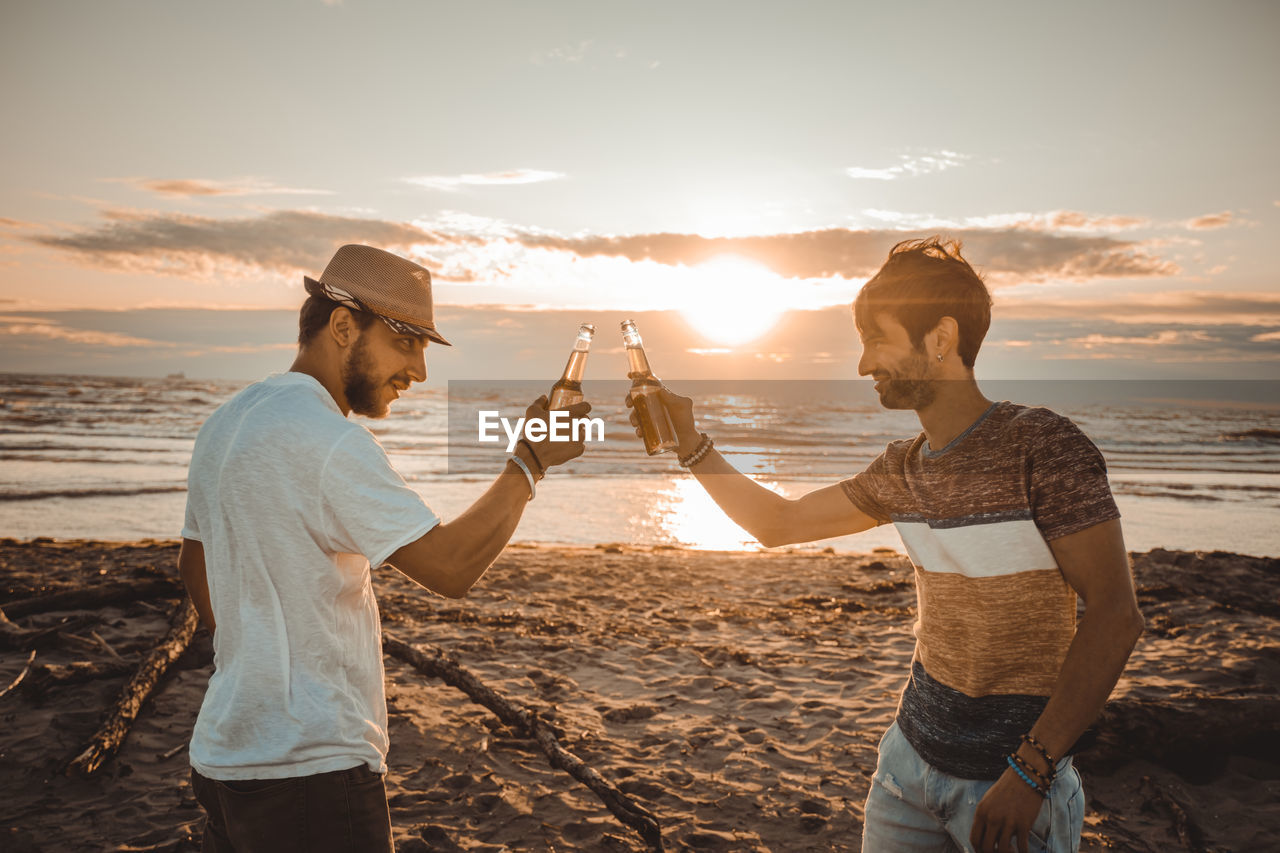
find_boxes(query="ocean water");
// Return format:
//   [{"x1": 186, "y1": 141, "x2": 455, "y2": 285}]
[{"x1": 1, "y1": 373, "x2": 1277, "y2": 557}]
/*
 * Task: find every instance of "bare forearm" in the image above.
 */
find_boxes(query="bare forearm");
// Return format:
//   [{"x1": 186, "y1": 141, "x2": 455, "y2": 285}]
[
  {"x1": 688, "y1": 449, "x2": 792, "y2": 545},
  {"x1": 1031, "y1": 602, "x2": 1143, "y2": 761},
  {"x1": 393, "y1": 449, "x2": 534, "y2": 597},
  {"x1": 437, "y1": 459, "x2": 531, "y2": 585}
]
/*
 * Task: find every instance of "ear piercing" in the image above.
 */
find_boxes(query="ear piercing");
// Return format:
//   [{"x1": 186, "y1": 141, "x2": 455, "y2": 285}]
[{"x1": 937, "y1": 353, "x2": 944, "y2": 362}]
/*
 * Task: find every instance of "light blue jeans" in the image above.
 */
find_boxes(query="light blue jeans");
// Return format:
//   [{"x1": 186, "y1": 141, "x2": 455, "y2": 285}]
[{"x1": 861, "y1": 722, "x2": 1084, "y2": 853}]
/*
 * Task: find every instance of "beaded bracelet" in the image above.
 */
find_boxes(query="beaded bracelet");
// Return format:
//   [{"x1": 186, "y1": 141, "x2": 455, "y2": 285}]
[
  {"x1": 1019, "y1": 733, "x2": 1057, "y2": 778},
  {"x1": 1005, "y1": 754, "x2": 1048, "y2": 798},
  {"x1": 1010, "y1": 751, "x2": 1053, "y2": 790},
  {"x1": 678, "y1": 433, "x2": 714, "y2": 468}
]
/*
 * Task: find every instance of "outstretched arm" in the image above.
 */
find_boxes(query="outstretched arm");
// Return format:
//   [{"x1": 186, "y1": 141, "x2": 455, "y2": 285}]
[
  {"x1": 629, "y1": 387, "x2": 879, "y2": 547},
  {"x1": 971, "y1": 518, "x2": 1144, "y2": 853},
  {"x1": 388, "y1": 397, "x2": 590, "y2": 598}
]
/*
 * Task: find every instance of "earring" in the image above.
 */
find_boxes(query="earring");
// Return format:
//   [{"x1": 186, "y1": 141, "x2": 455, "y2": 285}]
[{"x1": 937, "y1": 354, "x2": 944, "y2": 362}]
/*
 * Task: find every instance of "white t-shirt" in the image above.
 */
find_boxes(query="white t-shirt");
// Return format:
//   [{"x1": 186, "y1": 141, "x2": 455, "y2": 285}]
[{"x1": 182, "y1": 372, "x2": 439, "y2": 780}]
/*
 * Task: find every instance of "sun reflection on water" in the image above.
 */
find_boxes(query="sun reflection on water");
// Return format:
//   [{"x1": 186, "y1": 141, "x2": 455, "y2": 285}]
[{"x1": 650, "y1": 476, "x2": 788, "y2": 551}]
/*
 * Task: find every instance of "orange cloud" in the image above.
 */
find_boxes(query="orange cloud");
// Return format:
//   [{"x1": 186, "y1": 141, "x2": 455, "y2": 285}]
[
  {"x1": 3, "y1": 320, "x2": 170, "y2": 348},
  {"x1": 1185, "y1": 211, "x2": 1234, "y2": 230},
  {"x1": 1000, "y1": 291, "x2": 1280, "y2": 325},
  {"x1": 29, "y1": 210, "x2": 458, "y2": 279},
  {"x1": 116, "y1": 177, "x2": 333, "y2": 198},
  {"x1": 514, "y1": 228, "x2": 1177, "y2": 281}
]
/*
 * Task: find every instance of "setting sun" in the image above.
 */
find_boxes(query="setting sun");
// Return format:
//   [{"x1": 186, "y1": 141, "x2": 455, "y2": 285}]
[{"x1": 679, "y1": 256, "x2": 786, "y2": 347}]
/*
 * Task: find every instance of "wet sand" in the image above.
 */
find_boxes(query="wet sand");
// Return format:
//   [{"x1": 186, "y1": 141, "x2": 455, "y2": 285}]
[{"x1": 0, "y1": 540, "x2": 1276, "y2": 852}]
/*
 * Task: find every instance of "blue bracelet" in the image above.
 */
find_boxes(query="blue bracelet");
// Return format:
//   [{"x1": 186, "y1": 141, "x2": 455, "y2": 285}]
[{"x1": 1006, "y1": 755, "x2": 1047, "y2": 798}]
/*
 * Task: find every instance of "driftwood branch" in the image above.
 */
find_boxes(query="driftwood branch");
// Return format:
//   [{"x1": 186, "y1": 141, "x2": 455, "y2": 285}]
[
  {"x1": 0, "y1": 605, "x2": 95, "y2": 651},
  {"x1": 21, "y1": 659, "x2": 136, "y2": 697},
  {"x1": 0, "y1": 650, "x2": 37, "y2": 701},
  {"x1": 1, "y1": 578, "x2": 181, "y2": 620},
  {"x1": 66, "y1": 598, "x2": 199, "y2": 777},
  {"x1": 383, "y1": 632, "x2": 664, "y2": 851}
]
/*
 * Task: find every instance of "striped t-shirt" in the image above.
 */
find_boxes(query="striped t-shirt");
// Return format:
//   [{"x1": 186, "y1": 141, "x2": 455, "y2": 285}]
[{"x1": 841, "y1": 401, "x2": 1119, "y2": 779}]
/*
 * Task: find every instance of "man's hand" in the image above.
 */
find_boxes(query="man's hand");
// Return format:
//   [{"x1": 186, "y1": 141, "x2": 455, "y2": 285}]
[
  {"x1": 522, "y1": 395, "x2": 592, "y2": 470},
  {"x1": 970, "y1": 769, "x2": 1045, "y2": 853},
  {"x1": 625, "y1": 385, "x2": 700, "y2": 457}
]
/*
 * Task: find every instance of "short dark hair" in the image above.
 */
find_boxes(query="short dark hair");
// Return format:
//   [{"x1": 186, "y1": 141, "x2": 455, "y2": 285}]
[
  {"x1": 297, "y1": 293, "x2": 378, "y2": 345},
  {"x1": 854, "y1": 236, "x2": 992, "y2": 368}
]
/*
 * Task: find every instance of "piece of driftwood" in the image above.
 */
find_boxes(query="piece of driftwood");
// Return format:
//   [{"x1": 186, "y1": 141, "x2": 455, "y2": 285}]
[
  {"x1": 1, "y1": 578, "x2": 181, "y2": 620},
  {"x1": 21, "y1": 659, "x2": 137, "y2": 697},
  {"x1": 0, "y1": 605, "x2": 95, "y2": 651},
  {"x1": 383, "y1": 632, "x2": 664, "y2": 851},
  {"x1": 0, "y1": 650, "x2": 37, "y2": 701},
  {"x1": 66, "y1": 598, "x2": 199, "y2": 777}
]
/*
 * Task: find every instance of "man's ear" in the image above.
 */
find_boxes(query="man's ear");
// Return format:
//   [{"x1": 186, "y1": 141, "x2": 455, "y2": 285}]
[
  {"x1": 328, "y1": 307, "x2": 357, "y2": 348},
  {"x1": 930, "y1": 316, "x2": 959, "y2": 359}
]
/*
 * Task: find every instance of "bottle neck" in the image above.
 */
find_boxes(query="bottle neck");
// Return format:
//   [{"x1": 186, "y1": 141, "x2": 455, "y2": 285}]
[
  {"x1": 559, "y1": 349, "x2": 589, "y2": 384},
  {"x1": 626, "y1": 345, "x2": 655, "y2": 380}
]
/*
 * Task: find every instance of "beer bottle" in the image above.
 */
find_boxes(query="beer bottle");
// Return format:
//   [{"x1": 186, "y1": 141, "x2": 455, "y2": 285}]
[
  {"x1": 622, "y1": 319, "x2": 679, "y2": 455},
  {"x1": 548, "y1": 323, "x2": 595, "y2": 409}
]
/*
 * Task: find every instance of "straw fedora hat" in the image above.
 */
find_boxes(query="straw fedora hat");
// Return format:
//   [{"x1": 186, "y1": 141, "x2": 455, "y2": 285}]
[{"x1": 304, "y1": 244, "x2": 451, "y2": 346}]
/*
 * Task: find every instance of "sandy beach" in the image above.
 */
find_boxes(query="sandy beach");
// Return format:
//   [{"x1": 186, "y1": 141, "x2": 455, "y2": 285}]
[{"x1": 0, "y1": 539, "x2": 1276, "y2": 852}]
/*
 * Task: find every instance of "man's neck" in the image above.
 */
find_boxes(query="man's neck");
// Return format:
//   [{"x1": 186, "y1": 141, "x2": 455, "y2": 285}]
[
  {"x1": 915, "y1": 378, "x2": 994, "y2": 452},
  {"x1": 289, "y1": 349, "x2": 351, "y2": 416}
]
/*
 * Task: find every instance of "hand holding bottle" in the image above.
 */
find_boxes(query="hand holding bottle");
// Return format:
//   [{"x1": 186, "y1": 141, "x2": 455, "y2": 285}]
[
  {"x1": 620, "y1": 319, "x2": 679, "y2": 455},
  {"x1": 519, "y1": 395, "x2": 593, "y2": 472},
  {"x1": 626, "y1": 386, "x2": 701, "y2": 458}
]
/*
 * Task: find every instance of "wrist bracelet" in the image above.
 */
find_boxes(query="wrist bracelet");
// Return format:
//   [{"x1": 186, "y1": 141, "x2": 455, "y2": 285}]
[
  {"x1": 1006, "y1": 754, "x2": 1047, "y2": 798},
  {"x1": 1011, "y1": 750, "x2": 1053, "y2": 789},
  {"x1": 508, "y1": 453, "x2": 536, "y2": 501},
  {"x1": 519, "y1": 438, "x2": 546, "y2": 478},
  {"x1": 1019, "y1": 733, "x2": 1057, "y2": 777},
  {"x1": 678, "y1": 433, "x2": 713, "y2": 468}
]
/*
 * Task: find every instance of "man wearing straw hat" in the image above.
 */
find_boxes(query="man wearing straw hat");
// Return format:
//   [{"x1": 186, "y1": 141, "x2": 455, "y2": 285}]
[
  {"x1": 177, "y1": 244, "x2": 588, "y2": 851},
  {"x1": 630, "y1": 237, "x2": 1144, "y2": 853}
]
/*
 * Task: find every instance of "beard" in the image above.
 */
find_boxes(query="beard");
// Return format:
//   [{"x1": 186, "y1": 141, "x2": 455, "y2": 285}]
[
  {"x1": 341, "y1": 335, "x2": 389, "y2": 418},
  {"x1": 875, "y1": 350, "x2": 938, "y2": 410}
]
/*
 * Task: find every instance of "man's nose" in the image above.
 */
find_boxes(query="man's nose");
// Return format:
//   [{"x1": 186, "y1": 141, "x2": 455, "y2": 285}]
[
  {"x1": 408, "y1": 348, "x2": 427, "y2": 383},
  {"x1": 857, "y1": 350, "x2": 874, "y2": 376}
]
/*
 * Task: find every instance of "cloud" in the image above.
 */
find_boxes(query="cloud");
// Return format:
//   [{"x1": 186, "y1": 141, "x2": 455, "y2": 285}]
[
  {"x1": 513, "y1": 227, "x2": 1177, "y2": 281},
  {"x1": 28, "y1": 210, "x2": 453, "y2": 279},
  {"x1": 1185, "y1": 210, "x2": 1234, "y2": 230},
  {"x1": 405, "y1": 170, "x2": 566, "y2": 191},
  {"x1": 1001, "y1": 291, "x2": 1280, "y2": 325},
  {"x1": 3, "y1": 320, "x2": 171, "y2": 348},
  {"x1": 28, "y1": 208, "x2": 1182, "y2": 305},
  {"x1": 846, "y1": 150, "x2": 968, "y2": 180},
  {"x1": 533, "y1": 40, "x2": 593, "y2": 64},
  {"x1": 1068, "y1": 330, "x2": 1220, "y2": 348},
  {"x1": 966, "y1": 210, "x2": 1151, "y2": 233},
  {"x1": 117, "y1": 178, "x2": 335, "y2": 198},
  {"x1": 1251, "y1": 330, "x2": 1280, "y2": 343}
]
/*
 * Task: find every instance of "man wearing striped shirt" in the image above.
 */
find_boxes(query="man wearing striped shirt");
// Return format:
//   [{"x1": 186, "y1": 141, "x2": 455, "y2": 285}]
[{"x1": 636, "y1": 237, "x2": 1144, "y2": 852}]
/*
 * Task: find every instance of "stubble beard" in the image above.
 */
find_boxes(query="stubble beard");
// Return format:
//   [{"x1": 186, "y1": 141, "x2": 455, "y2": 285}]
[
  {"x1": 341, "y1": 335, "x2": 389, "y2": 418},
  {"x1": 876, "y1": 350, "x2": 938, "y2": 411}
]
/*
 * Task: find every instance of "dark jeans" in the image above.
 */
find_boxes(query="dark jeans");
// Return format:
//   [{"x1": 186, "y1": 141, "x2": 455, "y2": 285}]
[{"x1": 190, "y1": 765, "x2": 394, "y2": 853}]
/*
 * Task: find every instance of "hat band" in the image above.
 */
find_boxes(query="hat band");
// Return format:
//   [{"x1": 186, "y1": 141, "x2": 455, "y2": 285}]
[{"x1": 318, "y1": 282, "x2": 436, "y2": 338}]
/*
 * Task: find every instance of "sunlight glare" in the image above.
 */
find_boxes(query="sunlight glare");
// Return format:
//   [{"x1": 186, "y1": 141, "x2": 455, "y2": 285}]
[
  {"x1": 656, "y1": 476, "x2": 785, "y2": 550},
  {"x1": 680, "y1": 256, "x2": 785, "y2": 346}
]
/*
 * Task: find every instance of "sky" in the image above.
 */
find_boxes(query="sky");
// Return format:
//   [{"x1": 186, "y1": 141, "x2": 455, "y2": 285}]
[{"x1": 1, "y1": 0, "x2": 1278, "y2": 381}]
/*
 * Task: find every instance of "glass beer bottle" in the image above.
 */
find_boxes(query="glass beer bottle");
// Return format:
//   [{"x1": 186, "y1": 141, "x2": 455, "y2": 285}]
[
  {"x1": 548, "y1": 323, "x2": 595, "y2": 409},
  {"x1": 621, "y1": 319, "x2": 679, "y2": 455}
]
